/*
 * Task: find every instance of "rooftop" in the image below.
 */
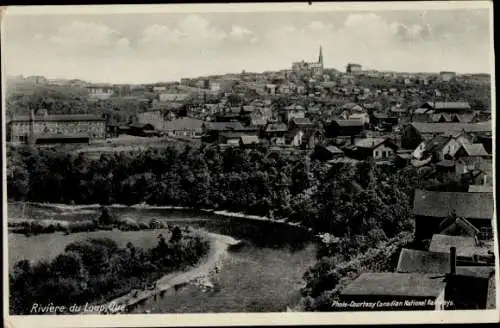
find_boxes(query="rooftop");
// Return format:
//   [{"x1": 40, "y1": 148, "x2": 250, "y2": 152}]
[
  {"x1": 424, "y1": 101, "x2": 471, "y2": 111},
  {"x1": 163, "y1": 117, "x2": 204, "y2": 130},
  {"x1": 340, "y1": 272, "x2": 446, "y2": 298},
  {"x1": 413, "y1": 189, "x2": 493, "y2": 220},
  {"x1": 9, "y1": 114, "x2": 105, "y2": 123},
  {"x1": 410, "y1": 122, "x2": 491, "y2": 134},
  {"x1": 354, "y1": 137, "x2": 387, "y2": 149},
  {"x1": 397, "y1": 248, "x2": 451, "y2": 274},
  {"x1": 459, "y1": 143, "x2": 489, "y2": 157},
  {"x1": 334, "y1": 119, "x2": 364, "y2": 127},
  {"x1": 429, "y1": 234, "x2": 493, "y2": 258}
]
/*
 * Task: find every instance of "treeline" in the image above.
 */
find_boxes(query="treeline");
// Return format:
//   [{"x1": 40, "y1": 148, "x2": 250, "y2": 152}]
[
  {"x1": 7, "y1": 144, "x2": 464, "y2": 235},
  {"x1": 10, "y1": 233, "x2": 210, "y2": 315}
]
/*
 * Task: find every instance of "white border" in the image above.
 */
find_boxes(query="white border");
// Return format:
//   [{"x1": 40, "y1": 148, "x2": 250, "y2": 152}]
[{"x1": 2, "y1": 2, "x2": 498, "y2": 327}]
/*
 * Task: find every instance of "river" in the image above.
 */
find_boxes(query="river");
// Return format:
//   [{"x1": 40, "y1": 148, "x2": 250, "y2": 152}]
[{"x1": 8, "y1": 204, "x2": 317, "y2": 313}]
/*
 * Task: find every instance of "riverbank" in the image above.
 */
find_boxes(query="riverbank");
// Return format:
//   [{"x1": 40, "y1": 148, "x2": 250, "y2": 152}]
[
  {"x1": 8, "y1": 201, "x2": 312, "y2": 232},
  {"x1": 97, "y1": 231, "x2": 240, "y2": 314}
]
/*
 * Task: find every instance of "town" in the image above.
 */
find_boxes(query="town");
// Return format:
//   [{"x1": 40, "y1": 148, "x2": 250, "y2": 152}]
[{"x1": 6, "y1": 45, "x2": 495, "y2": 313}]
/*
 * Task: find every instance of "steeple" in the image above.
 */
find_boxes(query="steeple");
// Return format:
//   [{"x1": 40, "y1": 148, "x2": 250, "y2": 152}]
[{"x1": 318, "y1": 45, "x2": 323, "y2": 67}]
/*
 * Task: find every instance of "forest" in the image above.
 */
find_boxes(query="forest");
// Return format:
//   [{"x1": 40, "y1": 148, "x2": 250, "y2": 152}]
[
  {"x1": 10, "y1": 233, "x2": 210, "y2": 315},
  {"x1": 7, "y1": 144, "x2": 467, "y2": 311}
]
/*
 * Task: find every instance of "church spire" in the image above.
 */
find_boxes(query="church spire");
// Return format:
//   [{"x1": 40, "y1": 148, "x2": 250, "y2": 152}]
[{"x1": 318, "y1": 45, "x2": 323, "y2": 66}]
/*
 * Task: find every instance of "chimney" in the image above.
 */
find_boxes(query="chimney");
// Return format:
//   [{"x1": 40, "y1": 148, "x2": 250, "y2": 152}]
[{"x1": 450, "y1": 247, "x2": 456, "y2": 275}]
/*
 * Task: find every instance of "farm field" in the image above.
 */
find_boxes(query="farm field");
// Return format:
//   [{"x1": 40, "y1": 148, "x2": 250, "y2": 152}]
[{"x1": 8, "y1": 229, "x2": 172, "y2": 270}]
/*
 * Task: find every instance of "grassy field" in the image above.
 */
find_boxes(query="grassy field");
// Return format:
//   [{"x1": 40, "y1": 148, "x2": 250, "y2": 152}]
[{"x1": 8, "y1": 229, "x2": 171, "y2": 270}]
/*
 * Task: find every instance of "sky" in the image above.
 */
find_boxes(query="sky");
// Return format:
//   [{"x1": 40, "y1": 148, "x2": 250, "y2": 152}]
[{"x1": 2, "y1": 6, "x2": 493, "y2": 84}]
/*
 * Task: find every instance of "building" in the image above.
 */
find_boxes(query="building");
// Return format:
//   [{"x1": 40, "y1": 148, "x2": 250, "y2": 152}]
[
  {"x1": 412, "y1": 134, "x2": 470, "y2": 162},
  {"x1": 158, "y1": 93, "x2": 190, "y2": 102},
  {"x1": 7, "y1": 111, "x2": 106, "y2": 143},
  {"x1": 421, "y1": 101, "x2": 472, "y2": 114},
  {"x1": 346, "y1": 63, "x2": 362, "y2": 75},
  {"x1": 87, "y1": 84, "x2": 114, "y2": 100},
  {"x1": 405, "y1": 122, "x2": 492, "y2": 140},
  {"x1": 136, "y1": 111, "x2": 168, "y2": 130},
  {"x1": 283, "y1": 105, "x2": 306, "y2": 122},
  {"x1": 412, "y1": 189, "x2": 494, "y2": 241},
  {"x1": 429, "y1": 234, "x2": 494, "y2": 263},
  {"x1": 326, "y1": 119, "x2": 365, "y2": 138},
  {"x1": 311, "y1": 144, "x2": 344, "y2": 161},
  {"x1": 128, "y1": 123, "x2": 160, "y2": 137},
  {"x1": 291, "y1": 46, "x2": 324, "y2": 76},
  {"x1": 339, "y1": 272, "x2": 447, "y2": 311},
  {"x1": 263, "y1": 123, "x2": 289, "y2": 145},
  {"x1": 344, "y1": 137, "x2": 398, "y2": 161},
  {"x1": 163, "y1": 117, "x2": 204, "y2": 138},
  {"x1": 439, "y1": 71, "x2": 457, "y2": 82}
]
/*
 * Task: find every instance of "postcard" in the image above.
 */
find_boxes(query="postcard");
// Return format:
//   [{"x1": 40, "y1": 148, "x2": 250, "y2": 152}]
[{"x1": 2, "y1": 2, "x2": 498, "y2": 327}]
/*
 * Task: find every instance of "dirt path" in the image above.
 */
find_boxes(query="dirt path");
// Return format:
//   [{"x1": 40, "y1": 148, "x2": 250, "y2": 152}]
[{"x1": 97, "y1": 231, "x2": 240, "y2": 314}]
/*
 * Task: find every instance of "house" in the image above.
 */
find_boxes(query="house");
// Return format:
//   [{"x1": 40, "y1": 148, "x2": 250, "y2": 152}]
[
  {"x1": 263, "y1": 123, "x2": 288, "y2": 145},
  {"x1": 339, "y1": 272, "x2": 447, "y2": 311},
  {"x1": 163, "y1": 117, "x2": 204, "y2": 138},
  {"x1": 128, "y1": 123, "x2": 160, "y2": 137},
  {"x1": 136, "y1": 111, "x2": 168, "y2": 130},
  {"x1": 371, "y1": 112, "x2": 398, "y2": 130},
  {"x1": 218, "y1": 132, "x2": 247, "y2": 146},
  {"x1": 87, "y1": 84, "x2": 114, "y2": 100},
  {"x1": 202, "y1": 121, "x2": 252, "y2": 142},
  {"x1": 289, "y1": 117, "x2": 314, "y2": 130},
  {"x1": 395, "y1": 248, "x2": 495, "y2": 309},
  {"x1": 455, "y1": 157, "x2": 492, "y2": 183},
  {"x1": 341, "y1": 103, "x2": 365, "y2": 113},
  {"x1": 429, "y1": 234, "x2": 494, "y2": 263},
  {"x1": 344, "y1": 138, "x2": 398, "y2": 161},
  {"x1": 283, "y1": 104, "x2": 306, "y2": 122},
  {"x1": 390, "y1": 106, "x2": 409, "y2": 117},
  {"x1": 421, "y1": 101, "x2": 472, "y2": 114},
  {"x1": 249, "y1": 116, "x2": 267, "y2": 128},
  {"x1": 265, "y1": 84, "x2": 277, "y2": 95},
  {"x1": 412, "y1": 189, "x2": 494, "y2": 241},
  {"x1": 346, "y1": 63, "x2": 362, "y2": 75},
  {"x1": 326, "y1": 119, "x2": 365, "y2": 138},
  {"x1": 412, "y1": 134, "x2": 466, "y2": 162},
  {"x1": 311, "y1": 144, "x2": 344, "y2": 161},
  {"x1": 239, "y1": 135, "x2": 260, "y2": 148}
]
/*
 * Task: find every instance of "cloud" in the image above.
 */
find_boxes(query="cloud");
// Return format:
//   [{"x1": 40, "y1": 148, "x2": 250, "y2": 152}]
[
  {"x1": 308, "y1": 21, "x2": 334, "y2": 32},
  {"x1": 139, "y1": 14, "x2": 227, "y2": 52},
  {"x1": 46, "y1": 21, "x2": 130, "y2": 52},
  {"x1": 229, "y1": 25, "x2": 253, "y2": 39}
]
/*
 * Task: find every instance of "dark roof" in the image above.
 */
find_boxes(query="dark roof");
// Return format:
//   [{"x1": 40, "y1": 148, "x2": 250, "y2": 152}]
[
  {"x1": 413, "y1": 189, "x2": 493, "y2": 219},
  {"x1": 340, "y1": 273, "x2": 446, "y2": 298},
  {"x1": 265, "y1": 123, "x2": 288, "y2": 132},
  {"x1": 410, "y1": 122, "x2": 491, "y2": 134},
  {"x1": 334, "y1": 119, "x2": 364, "y2": 127},
  {"x1": 163, "y1": 117, "x2": 204, "y2": 130},
  {"x1": 397, "y1": 248, "x2": 452, "y2": 274},
  {"x1": 205, "y1": 121, "x2": 245, "y2": 131},
  {"x1": 424, "y1": 135, "x2": 452, "y2": 153},
  {"x1": 292, "y1": 117, "x2": 313, "y2": 126},
  {"x1": 436, "y1": 159, "x2": 455, "y2": 167},
  {"x1": 458, "y1": 143, "x2": 489, "y2": 157},
  {"x1": 424, "y1": 101, "x2": 471, "y2": 111},
  {"x1": 9, "y1": 114, "x2": 105, "y2": 123},
  {"x1": 429, "y1": 234, "x2": 493, "y2": 258},
  {"x1": 129, "y1": 123, "x2": 155, "y2": 129},
  {"x1": 325, "y1": 145, "x2": 344, "y2": 154},
  {"x1": 354, "y1": 137, "x2": 394, "y2": 149},
  {"x1": 439, "y1": 217, "x2": 480, "y2": 237}
]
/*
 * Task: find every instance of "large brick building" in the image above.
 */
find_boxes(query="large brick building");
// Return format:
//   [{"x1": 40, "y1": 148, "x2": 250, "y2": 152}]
[{"x1": 7, "y1": 112, "x2": 106, "y2": 143}]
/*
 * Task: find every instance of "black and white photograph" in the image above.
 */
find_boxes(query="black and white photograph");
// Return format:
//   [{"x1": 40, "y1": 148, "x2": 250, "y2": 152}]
[{"x1": 2, "y1": 2, "x2": 498, "y2": 327}]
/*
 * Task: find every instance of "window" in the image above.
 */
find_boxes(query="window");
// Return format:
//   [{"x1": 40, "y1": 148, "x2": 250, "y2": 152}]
[{"x1": 374, "y1": 150, "x2": 379, "y2": 158}]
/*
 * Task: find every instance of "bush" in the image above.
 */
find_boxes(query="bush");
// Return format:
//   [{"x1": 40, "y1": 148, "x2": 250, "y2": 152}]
[
  {"x1": 67, "y1": 220, "x2": 97, "y2": 233},
  {"x1": 117, "y1": 217, "x2": 140, "y2": 231}
]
